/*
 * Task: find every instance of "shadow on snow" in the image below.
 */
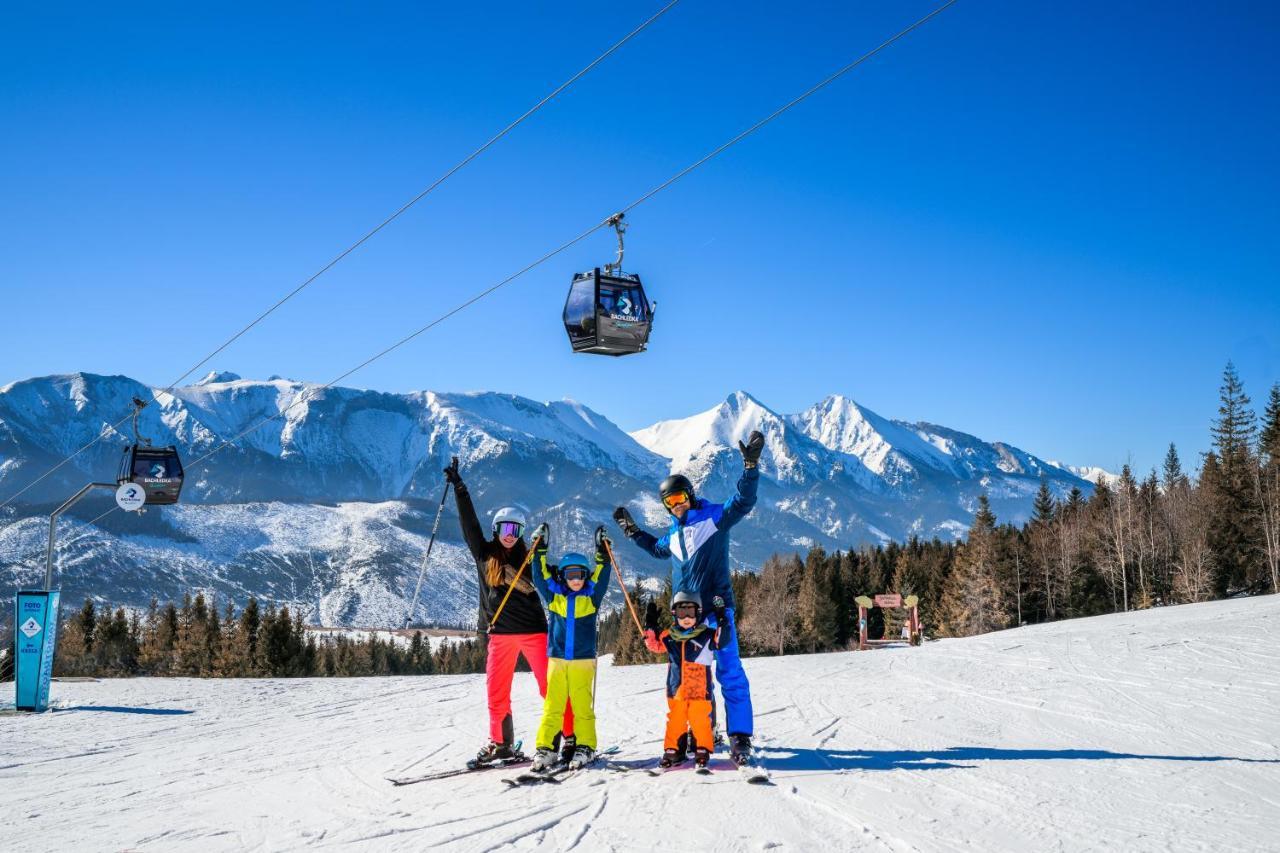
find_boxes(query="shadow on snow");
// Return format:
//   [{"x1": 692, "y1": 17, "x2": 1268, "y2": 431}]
[
  {"x1": 758, "y1": 745, "x2": 1280, "y2": 773},
  {"x1": 64, "y1": 706, "x2": 193, "y2": 716}
]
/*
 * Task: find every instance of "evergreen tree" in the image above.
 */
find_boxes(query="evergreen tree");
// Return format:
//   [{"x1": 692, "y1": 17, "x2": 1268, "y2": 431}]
[
  {"x1": 939, "y1": 494, "x2": 1005, "y2": 636},
  {"x1": 240, "y1": 598, "x2": 262, "y2": 675},
  {"x1": 1162, "y1": 443, "x2": 1186, "y2": 490},
  {"x1": 177, "y1": 592, "x2": 212, "y2": 676},
  {"x1": 1207, "y1": 362, "x2": 1262, "y2": 592},
  {"x1": 796, "y1": 548, "x2": 836, "y2": 652},
  {"x1": 1033, "y1": 477, "x2": 1056, "y2": 524},
  {"x1": 1255, "y1": 383, "x2": 1280, "y2": 592}
]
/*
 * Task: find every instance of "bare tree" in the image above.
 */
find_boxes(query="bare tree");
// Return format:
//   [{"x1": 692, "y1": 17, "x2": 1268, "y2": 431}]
[
  {"x1": 742, "y1": 555, "x2": 796, "y2": 656},
  {"x1": 1166, "y1": 477, "x2": 1215, "y2": 603}
]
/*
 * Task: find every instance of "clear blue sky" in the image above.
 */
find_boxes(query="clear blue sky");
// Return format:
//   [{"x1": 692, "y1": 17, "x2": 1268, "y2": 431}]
[{"x1": 3, "y1": 1, "x2": 1278, "y2": 476}]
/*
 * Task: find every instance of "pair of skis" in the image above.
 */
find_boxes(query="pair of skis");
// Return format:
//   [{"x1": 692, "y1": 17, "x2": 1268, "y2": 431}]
[
  {"x1": 389, "y1": 743, "x2": 768, "y2": 787},
  {"x1": 645, "y1": 757, "x2": 770, "y2": 783},
  {"x1": 501, "y1": 745, "x2": 620, "y2": 787},
  {"x1": 387, "y1": 741, "x2": 530, "y2": 786}
]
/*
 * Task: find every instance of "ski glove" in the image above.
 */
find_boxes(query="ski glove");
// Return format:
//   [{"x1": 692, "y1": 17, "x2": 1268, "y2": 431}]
[
  {"x1": 443, "y1": 456, "x2": 464, "y2": 486},
  {"x1": 711, "y1": 595, "x2": 728, "y2": 625},
  {"x1": 738, "y1": 431, "x2": 765, "y2": 469},
  {"x1": 594, "y1": 524, "x2": 611, "y2": 551},
  {"x1": 644, "y1": 630, "x2": 665, "y2": 654},
  {"x1": 531, "y1": 523, "x2": 550, "y2": 546},
  {"x1": 644, "y1": 600, "x2": 659, "y2": 633},
  {"x1": 613, "y1": 506, "x2": 640, "y2": 537}
]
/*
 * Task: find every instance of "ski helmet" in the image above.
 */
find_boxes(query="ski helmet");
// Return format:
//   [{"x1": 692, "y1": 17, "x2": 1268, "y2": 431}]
[
  {"x1": 659, "y1": 474, "x2": 695, "y2": 511},
  {"x1": 670, "y1": 590, "x2": 702, "y2": 620},
  {"x1": 559, "y1": 552, "x2": 590, "y2": 582},
  {"x1": 491, "y1": 505, "x2": 528, "y2": 538}
]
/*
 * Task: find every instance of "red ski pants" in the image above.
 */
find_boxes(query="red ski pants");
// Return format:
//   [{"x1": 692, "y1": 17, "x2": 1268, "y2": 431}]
[{"x1": 486, "y1": 632, "x2": 573, "y2": 744}]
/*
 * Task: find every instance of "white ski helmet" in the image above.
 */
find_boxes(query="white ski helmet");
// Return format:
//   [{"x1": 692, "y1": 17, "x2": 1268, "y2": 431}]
[{"x1": 491, "y1": 505, "x2": 528, "y2": 537}]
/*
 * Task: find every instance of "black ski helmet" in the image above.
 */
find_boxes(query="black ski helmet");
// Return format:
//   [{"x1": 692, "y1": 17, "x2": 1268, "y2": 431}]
[{"x1": 659, "y1": 474, "x2": 695, "y2": 508}]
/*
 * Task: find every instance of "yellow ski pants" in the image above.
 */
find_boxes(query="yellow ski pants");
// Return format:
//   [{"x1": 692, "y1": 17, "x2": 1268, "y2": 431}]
[{"x1": 536, "y1": 657, "x2": 597, "y2": 750}]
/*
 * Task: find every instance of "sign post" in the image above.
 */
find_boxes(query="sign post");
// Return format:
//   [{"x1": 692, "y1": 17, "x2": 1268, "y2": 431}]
[
  {"x1": 14, "y1": 590, "x2": 61, "y2": 711},
  {"x1": 854, "y1": 593, "x2": 922, "y2": 650},
  {"x1": 15, "y1": 480, "x2": 124, "y2": 712}
]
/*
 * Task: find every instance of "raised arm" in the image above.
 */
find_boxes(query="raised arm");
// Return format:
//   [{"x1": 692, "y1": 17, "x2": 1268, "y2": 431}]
[
  {"x1": 528, "y1": 523, "x2": 557, "y2": 605},
  {"x1": 614, "y1": 506, "x2": 671, "y2": 559},
  {"x1": 445, "y1": 457, "x2": 488, "y2": 565},
  {"x1": 718, "y1": 467, "x2": 759, "y2": 530},
  {"x1": 642, "y1": 601, "x2": 667, "y2": 654},
  {"x1": 590, "y1": 526, "x2": 614, "y2": 607},
  {"x1": 719, "y1": 432, "x2": 763, "y2": 530}
]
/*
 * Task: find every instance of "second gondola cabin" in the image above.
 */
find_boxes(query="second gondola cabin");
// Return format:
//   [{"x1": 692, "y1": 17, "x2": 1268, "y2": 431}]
[
  {"x1": 117, "y1": 444, "x2": 185, "y2": 505},
  {"x1": 563, "y1": 268, "x2": 654, "y2": 356}
]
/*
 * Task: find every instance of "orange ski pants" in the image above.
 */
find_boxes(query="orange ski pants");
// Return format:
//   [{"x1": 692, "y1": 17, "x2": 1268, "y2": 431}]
[{"x1": 664, "y1": 697, "x2": 714, "y2": 752}]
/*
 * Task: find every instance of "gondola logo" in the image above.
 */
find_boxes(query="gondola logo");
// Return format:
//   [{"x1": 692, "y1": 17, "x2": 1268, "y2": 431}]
[
  {"x1": 20, "y1": 618, "x2": 42, "y2": 639},
  {"x1": 115, "y1": 482, "x2": 146, "y2": 512},
  {"x1": 150, "y1": 463, "x2": 167, "y2": 478}
]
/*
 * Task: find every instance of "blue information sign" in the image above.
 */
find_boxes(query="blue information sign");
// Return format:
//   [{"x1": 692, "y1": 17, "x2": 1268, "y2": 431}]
[{"x1": 15, "y1": 590, "x2": 61, "y2": 712}]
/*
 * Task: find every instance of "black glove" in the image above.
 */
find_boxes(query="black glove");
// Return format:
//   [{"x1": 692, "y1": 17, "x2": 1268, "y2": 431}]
[
  {"x1": 644, "y1": 600, "x2": 659, "y2": 633},
  {"x1": 738, "y1": 430, "x2": 765, "y2": 468},
  {"x1": 531, "y1": 523, "x2": 550, "y2": 546},
  {"x1": 443, "y1": 455, "x2": 463, "y2": 486},
  {"x1": 594, "y1": 524, "x2": 611, "y2": 551},
  {"x1": 613, "y1": 506, "x2": 639, "y2": 537},
  {"x1": 711, "y1": 595, "x2": 728, "y2": 625}
]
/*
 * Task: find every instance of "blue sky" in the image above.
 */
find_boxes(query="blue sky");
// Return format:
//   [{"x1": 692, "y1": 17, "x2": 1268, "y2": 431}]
[{"x1": 3, "y1": 1, "x2": 1278, "y2": 476}]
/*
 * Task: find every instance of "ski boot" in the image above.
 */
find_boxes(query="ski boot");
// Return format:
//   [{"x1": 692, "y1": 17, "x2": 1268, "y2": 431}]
[
  {"x1": 676, "y1": 731, "x2": 693, "y2": 764},
  {"x1": 531, "y1": 748, "x2": 559, "y2": 773},
  {"x1": 568, "y1": 745, "x2": 595, "y2": 770},
  {"x1": 658, "y1": 748, "x2": 684, "y2": 769},
  {"x1": 694, "y1": 747, "x2": 711, "y2": 770},
  {"x1": 558, "y1": 733, "x2": 577, "y2": 765},
  {"x1": 729, "y1": 734, "x2": 753, "y2": 768},
  {"x1": 473, "y1": 741, "x2": 518, "y2": 766}
]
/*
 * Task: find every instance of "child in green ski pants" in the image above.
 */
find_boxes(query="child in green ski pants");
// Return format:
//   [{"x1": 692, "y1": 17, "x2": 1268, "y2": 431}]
[{"x1": 527, "y1": 524, "x2": 613, "y2": 771}]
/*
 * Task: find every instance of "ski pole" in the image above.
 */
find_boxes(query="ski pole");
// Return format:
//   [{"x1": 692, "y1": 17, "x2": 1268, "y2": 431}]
[
  {"x1": 402, "y1": 480, "x2": 451, "y2": 629},
  {"x1": 602, "y1": 538, "x2": 646, "y2": 637},
  {"x1": 487, "y1": 533, "x2": 543, "y2": 632}
]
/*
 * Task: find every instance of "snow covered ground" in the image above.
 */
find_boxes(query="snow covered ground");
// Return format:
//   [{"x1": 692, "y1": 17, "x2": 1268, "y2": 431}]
[{"x1": 3, "y1": 596, "x2": 1278, "y2": 851}]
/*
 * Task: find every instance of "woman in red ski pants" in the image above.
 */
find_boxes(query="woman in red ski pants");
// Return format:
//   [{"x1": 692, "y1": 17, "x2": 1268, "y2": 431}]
[{"x1": 444, "y1": 458, "x2": 572, "y2": 762}]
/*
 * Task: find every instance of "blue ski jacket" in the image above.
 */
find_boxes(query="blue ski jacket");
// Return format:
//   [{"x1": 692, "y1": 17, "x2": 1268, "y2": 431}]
[
  {"x1": 627, "y1": 467, "x2": 759, "y2": 608},
  {"x1": 529, "y1": 545, "x2": 612, "y2": 660}
]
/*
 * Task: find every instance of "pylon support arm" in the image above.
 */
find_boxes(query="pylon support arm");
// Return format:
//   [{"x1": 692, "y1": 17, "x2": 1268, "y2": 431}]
[{"x1": 45, "y1": 482, "x2": 116, "y2": 590}]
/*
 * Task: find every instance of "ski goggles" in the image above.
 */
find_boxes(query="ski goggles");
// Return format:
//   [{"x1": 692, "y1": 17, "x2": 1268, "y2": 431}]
[
  {"x1": 672, "y1": 602, "x2": 700, "y2": 616},
  {"x1": 562, "y1": 567, "x2": 589, "y2": 582},
  {"x1": 662, "y1": 491, "x2": 692, "y2": 509},
  {"x1": 496, "y1": 521, "x2": 524, "y2": 539}
]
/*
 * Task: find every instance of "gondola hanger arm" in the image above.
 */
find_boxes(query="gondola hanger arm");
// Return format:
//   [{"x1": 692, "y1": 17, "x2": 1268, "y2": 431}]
[{"x1": 603, "y1": 212, "x2": 627, "y2": 276}]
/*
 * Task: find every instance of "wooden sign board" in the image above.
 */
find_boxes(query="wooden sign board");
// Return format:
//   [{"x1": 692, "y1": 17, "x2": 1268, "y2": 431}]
[{"x1": 874, "y1": 593, "x2": 902, "y2": 608}]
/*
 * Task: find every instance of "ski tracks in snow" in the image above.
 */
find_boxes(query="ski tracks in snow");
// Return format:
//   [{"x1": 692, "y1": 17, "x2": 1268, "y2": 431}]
[{"x1": 4, "y1": 597, "x2": 1280, "y2": 850}]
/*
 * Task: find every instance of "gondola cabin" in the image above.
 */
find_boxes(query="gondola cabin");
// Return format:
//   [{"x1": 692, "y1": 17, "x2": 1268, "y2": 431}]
[
  {"x1": 117, "y1": 445, "x2": 185, "y2": 505},
  {"x1": 563, "y1": 268, "x2": 654, "y2": 356}
]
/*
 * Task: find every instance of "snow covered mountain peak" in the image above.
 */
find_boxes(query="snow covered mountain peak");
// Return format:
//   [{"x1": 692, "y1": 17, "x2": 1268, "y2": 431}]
[
  {"x1": 629, "y1": 391, "x2": 822, "y2": 486},
  {"x1": 194, "y1": 370, "x2": 243, "y2": 386}
]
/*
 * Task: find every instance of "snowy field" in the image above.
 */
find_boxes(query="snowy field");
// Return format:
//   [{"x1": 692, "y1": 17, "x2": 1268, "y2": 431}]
[{"x1": 3, "y1": 596, "x2": 1278, "y2": 852}]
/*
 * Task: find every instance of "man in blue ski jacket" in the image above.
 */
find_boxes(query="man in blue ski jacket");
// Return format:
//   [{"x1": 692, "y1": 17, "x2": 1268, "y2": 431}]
[{"x1": 614, "y1": 429, "x2": 764, "y2": 766}]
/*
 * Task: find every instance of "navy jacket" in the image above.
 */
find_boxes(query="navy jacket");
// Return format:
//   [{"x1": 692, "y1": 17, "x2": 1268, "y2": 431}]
[
  {"x1": 627, "y1": 467, "x2": 759, "y2": 608},
  {"x1": 529, "y1": 545, "x2": 612, "y2": 660}
]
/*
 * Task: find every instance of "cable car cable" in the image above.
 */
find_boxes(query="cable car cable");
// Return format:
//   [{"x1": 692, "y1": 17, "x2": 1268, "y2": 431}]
[
  {"x1": 0, "y1": 0, "x2": 682, "y2": 514},
  {"x1": 44, "y1": 0, "x2": 959, "y2": 535}
]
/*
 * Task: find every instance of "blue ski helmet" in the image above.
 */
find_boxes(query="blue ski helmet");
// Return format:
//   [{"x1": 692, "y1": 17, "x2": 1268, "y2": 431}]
[{"x1": 559, "y1": 552, "x2": 590, "y2": 582}]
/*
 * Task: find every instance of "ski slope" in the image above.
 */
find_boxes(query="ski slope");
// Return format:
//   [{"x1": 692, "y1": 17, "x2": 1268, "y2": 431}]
[{"x1": 3, "y1": 596, "x2": 1277, "y2": 851}]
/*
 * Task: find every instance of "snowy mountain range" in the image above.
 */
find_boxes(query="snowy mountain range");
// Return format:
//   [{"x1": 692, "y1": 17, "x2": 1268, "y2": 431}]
[{"x1": 0, "y1": 372, "x2": 1098, "y2": 626}]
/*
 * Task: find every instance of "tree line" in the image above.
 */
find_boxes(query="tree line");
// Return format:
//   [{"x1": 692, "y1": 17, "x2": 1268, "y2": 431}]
[
  {"x1": 604, "y1": 362, "x2": 1280, "y2": 658},
  {"x1": 46, "y1": 592, "x2": 488, "y2": 679}
]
